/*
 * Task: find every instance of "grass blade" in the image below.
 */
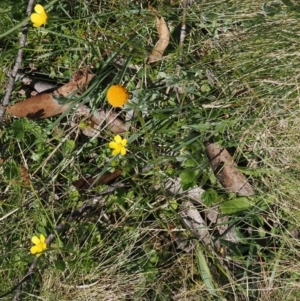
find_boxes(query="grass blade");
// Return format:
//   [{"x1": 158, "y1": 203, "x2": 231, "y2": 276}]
[{"x1": 196, "y1": 243, "x2": 221, "y2": 298}]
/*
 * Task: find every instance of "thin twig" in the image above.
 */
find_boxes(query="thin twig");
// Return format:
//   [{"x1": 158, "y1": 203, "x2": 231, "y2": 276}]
[
  {"x1": 11, "y1": 257, "x2": 38, "y2": 301},
  {"x1": 0, "y1": 0, "x2": 35, "y2": 123}
]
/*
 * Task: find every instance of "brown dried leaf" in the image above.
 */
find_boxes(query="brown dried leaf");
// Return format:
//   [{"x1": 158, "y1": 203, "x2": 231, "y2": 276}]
[
  {"x1": 75, "y1": 106, "x2": 127, "y2": 136},
  {"x1": 6, "y1": 93, "x2": 71, "y2": 118},
  {"x1": 180, "y1": 200, "x2": 210, "y2": 246},
  {"x1": 7, "y1": 72, "x2": 94, "y2": 119},
  {"x1": 148, "y1": 7, "x2": 170, "y2": 63},
  {"x1": 20, "y1": 166, "x2": 31, "y2": 185},
  {"x1": 205, "y1": 142, "x2": 254, "y2": 196},
  {"x1": 54, "y1": 73, "x2": 94, "y2": 97},
  {"x1": 73, "y1": 169, "x2": 122, "y2": 190},
  {"x1": 91, "y1": 110, "x2": 127, "y2": 134},
  {"x1": 216, "y1": 216, "x2": 239, "y2": 243}
]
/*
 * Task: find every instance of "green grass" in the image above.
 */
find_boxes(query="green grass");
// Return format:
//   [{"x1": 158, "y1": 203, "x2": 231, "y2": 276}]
[{"x1": 1, "y1": 0, "x2": 300, "y2": 300}]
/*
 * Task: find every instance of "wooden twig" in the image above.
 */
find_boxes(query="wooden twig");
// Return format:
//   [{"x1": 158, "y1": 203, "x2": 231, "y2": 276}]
[{"x1": 0, "y1": 0, "x2": 35, "y2": 123}]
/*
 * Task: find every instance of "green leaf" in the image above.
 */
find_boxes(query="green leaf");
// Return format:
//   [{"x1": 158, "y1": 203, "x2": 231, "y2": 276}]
[
  {"x1": 220, "y1": 197, "x2": 254, "y2": 214},
  {"x1": 149, "y1": 249, "x2": 159, "y2": 264},
  {"x1": 62, "y1": 139, "x2": 75, "y2": 154},
  {"x1": 144, "y1": 263, "x2": 158, "y2": 282},
  {"x1": 200, "y1": 83, "x2": 211, "y2": 93},
  {"x1": 195, "y1": 243, "x2": 220, "y2": 297},
  {"x1": 180, "y1": 169, "x2": 199, "y2": 190},
  {"x1": 3, "y1": 159, "x2": 20, "y2": 180},
  {"x1": 54, "y1": 260, "x2": 66, "y2": 272},
  {"x1": 201, "y1": 188, "x2": 221, "y2": 206},
  {"x1": 10, "y1": 118, "x2": 32, "y2": 140}
]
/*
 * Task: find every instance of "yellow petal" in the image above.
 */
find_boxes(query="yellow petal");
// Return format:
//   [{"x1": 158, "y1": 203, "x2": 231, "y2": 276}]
[
  {"x1": 30, "y1": 14, "x2": 43, "y2": 27},
  {"x1": 32, "y1": 23, "x2": 41, "y2": 28},
  {"x1": 30, "y1": 245, "x2": 41, "y2": 254},
  {"x1": 114, "y1": 135, "x2": 122, "y2": 143},
  {"x1": 120, "y1": 147, "x2": 126, "y2": 156},
  {"x1": 121, "y1": 139, "x2": 127, "y2": 146},
  {"x1": 109, "y1": 142, "x2": 118, "y2": 149},
  {"x1": 31, "y1": 13, "x2": 42, "y2": 22},
  {"x1": 40, "y1": 11, "x2": 47, "y2": 21},
  {"x1": 34, "y1": 4, "x2": 45, "y2": 14},
  {"x1": 112, "y1": 149, "x2": 120, "y2": 155},
  {"x1": 31, "y1": 8, "x2": 47, "y2": 27},
  {"x1": 31, "y1": 236, "x2": 40, "y2": 245},
  {"x1": 39, "y1": 234, "x2": 46, "y2": 243},
  {"x1": 40, "y1": 243, "x2": 47, "y2": 252}
]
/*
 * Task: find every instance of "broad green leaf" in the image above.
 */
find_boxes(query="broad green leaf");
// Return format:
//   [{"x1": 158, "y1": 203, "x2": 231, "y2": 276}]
[{"x1": 220, "y1": 197, "x2": 254, "y2": 214}]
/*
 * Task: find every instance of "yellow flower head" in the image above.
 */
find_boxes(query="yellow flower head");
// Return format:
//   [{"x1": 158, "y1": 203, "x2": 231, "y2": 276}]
[
  {"x1": 109, "y1": 135, "x2": 127, "y2": 156},
  {"x1": 106, "y1": 85, "x2": 129, "y2": 107},
  {"x1": 30, "y1": 234, "x2": 47, "y2": 257},
  {"x1": 30, "y1": 4, "x2": 47, "y2": 27}
]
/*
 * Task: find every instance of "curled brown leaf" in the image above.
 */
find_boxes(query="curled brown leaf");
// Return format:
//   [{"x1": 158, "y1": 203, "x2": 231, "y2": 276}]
[
  {"x1": 73, "y1": 169, "x2": 123, "y2": 191},
  {"x1": 205, "y1": 142, "x2": 254, "y2": 196},
  {"x1": 148, "y1": 7, "x2": 170, "y2": 63}
]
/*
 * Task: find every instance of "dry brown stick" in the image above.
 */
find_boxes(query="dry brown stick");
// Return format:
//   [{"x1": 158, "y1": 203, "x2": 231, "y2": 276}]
[{"x1": 0, "y1": 0, "x2": 35, "y2": 123}]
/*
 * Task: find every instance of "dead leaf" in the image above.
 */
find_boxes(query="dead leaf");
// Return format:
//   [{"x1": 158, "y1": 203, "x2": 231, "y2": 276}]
[
  {"x1": 74, "y1": 105, "x2": 127, "y2": 136},
  {"x1": 180, "y1": 200, "x2": 210, "y2": 245},
  {"x1": 216, "y1": 215, "x2": 239, "y2": 243},
  {"x1": 73, "y1": 169, "x2": 122, "y2": 190},
  {"x1": 54, "y1": 72, "x2": 94, "y2": 97},
  {"x1": 162, "y1": 177, "x2": 205, "y2": 202},
  {"x1": 7, "y1": 72, "x2": 94, "y2": 119},
  {"x1": 148, "y1": 7, "x2": 170, "y2": 63},
  {"x1": 6, "y1": 93, "x2": 71, "y2": 118},
  {"x1": 20, "y1": 166, "x2": 31, "y2": 185},
  {"x1": 22, "y1": 77, "x2": 58, "y2": 93},
  {"x1": 90, "y1": 110, "x2": 127, "y2": 134},
  {"x1": 205, "y1": 142, "x2": 254, "y2": 196}
]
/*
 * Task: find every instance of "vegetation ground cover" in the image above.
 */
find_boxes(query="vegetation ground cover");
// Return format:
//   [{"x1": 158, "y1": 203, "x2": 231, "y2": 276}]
[{"x1": 1, "y1": 0, "x2": 300, "y2": 300}]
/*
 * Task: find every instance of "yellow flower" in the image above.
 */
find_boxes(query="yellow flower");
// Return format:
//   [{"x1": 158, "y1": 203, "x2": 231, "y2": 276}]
[
  {"x1": 30, "y1": 4, "x2": 47, "y2": 28},
  {"x1": 106, "y1": 85, "x2": 129, "y2": 107},
  {"x1": 109, "y1": 135, "x2": 127, "y2": 156},
  {"x1": 30, "y1": 234, "x2": 47, "y2": 257}
]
